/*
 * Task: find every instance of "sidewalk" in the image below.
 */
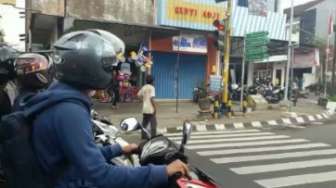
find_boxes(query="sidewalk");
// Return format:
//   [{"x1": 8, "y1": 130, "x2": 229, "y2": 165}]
[{"x1": 94, "y1": 98, "x2": 328, "y2": 130}]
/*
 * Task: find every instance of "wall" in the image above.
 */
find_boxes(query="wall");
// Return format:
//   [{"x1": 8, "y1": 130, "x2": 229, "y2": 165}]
[
  {"x1": 31, "y1": 0, "x2": 64, "y2": 16},
  {"x1": 0, "y1": 0, "x2": 25, "y2": 51},
  {"x1": 67, "y1": 0, "x2": 154, "y2": 25},
  {"x1": 306, "y1": 0, "x2": 336, "y2": 45}
]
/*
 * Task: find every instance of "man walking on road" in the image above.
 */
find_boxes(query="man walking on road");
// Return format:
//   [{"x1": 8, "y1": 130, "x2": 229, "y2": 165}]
[{"x1": 138, "y1": 75, "x2": 157, "y2": 139}]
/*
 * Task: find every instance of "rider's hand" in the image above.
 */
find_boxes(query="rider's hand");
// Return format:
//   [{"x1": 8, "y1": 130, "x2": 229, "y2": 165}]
[
  {"x1": 122, "y1": 143, "x2": 138, "y2": 155},
  {"x1": 166, "y1": 160, "x2": 189, "y2": 177}
]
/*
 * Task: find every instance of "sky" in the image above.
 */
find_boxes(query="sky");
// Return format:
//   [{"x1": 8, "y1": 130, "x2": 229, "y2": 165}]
[{"x1": 279, "y1": 0, "x2": 316, "y2": 10}]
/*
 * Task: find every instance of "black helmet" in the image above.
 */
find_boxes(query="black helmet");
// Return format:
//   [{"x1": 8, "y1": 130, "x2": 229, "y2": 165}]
[
  {"x1": 53, "y1": 29, "x2": 125, "y2": 90},
  {"x1": 14, "y1": 53, "x2": 53, "y2": 90},
  {"x1": 0, "y1": 44, "x2": 17, "y2": 85}
]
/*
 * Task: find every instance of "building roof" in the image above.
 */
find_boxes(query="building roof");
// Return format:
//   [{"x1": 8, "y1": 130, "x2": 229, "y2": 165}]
[{"x1": 283, "y1": 0, "x2": 325, "y2": 19}]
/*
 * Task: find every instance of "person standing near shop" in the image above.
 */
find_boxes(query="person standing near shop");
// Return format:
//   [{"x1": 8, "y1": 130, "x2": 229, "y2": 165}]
[
  {"x1": 108, "y1": 70, "x2": 120, "y2": 109},
  {"x1": 137, "y1": 75, "x2": 157, "y2": 139}
]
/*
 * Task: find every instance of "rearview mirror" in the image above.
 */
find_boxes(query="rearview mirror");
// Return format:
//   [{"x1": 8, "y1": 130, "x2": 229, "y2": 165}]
[
  {"x1": 120, "y1": 118, "x2": 140, "y2": 132},
  {"x1": 180, "y1": 122, "x2": 192, "y2": 152}
]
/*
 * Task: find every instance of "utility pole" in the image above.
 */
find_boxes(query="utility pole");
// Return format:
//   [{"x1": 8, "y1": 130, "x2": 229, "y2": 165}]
[
  {"x1": 284, "y1": 0, "x2": 294, "y2": 102},
  {"x1": 222, "y1": 0, "x2": 232, "y2": 104},
  {"x1": 332, "y1": 24, "x2": 336, "y2": 91}
]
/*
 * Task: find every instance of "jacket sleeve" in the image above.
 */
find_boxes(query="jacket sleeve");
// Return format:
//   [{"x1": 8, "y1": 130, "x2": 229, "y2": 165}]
[
  {"x1": 99, "y1": 144, "x2": 123, "y2": 160},
  {"x1": 53, "y1": 103, "x2": 168, "y2": 188}
]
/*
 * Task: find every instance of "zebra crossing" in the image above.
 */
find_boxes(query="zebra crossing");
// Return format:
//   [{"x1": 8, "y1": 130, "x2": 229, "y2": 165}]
[{"x1": 166, "y1": 129, "x2": 336, "y2": 188}]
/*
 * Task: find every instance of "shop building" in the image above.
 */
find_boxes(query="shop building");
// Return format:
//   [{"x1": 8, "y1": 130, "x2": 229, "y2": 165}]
[{"x1": 27, "y1": 0, "x2": 288, "y2": 100}]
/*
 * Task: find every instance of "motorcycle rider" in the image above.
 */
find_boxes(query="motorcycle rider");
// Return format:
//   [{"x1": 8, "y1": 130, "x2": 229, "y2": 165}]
[
  {"x1": 22, "y1": 29, "x2": 188, "y2": 188},
  {"x1": 13, "y1": 53, "x2": 53, "y2": 111},
  {"x1": 0, "y1": 45, "x2": 17, "y2": 119}
]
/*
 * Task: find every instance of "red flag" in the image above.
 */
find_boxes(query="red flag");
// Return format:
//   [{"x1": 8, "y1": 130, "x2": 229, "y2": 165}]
[{"x1": 328, "y1": 14, "x2": 334, "y2": 36}]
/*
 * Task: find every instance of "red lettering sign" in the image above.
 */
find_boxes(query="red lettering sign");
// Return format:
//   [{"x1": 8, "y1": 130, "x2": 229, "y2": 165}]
[{"x1": 174, "y1": 6, "x2": 220, "y2": 18}]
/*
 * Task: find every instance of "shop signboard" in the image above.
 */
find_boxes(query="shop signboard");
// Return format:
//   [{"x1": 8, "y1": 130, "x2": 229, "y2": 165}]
[
  {"x1": 209, "y1": 75, "x2": 222, "y2": 92},
  {"x1": 157, "y1": 0, "x2": 226, "y2": 31},
  {"x1": 172, "y1": 35, "x2": 207, "y2": 53}
]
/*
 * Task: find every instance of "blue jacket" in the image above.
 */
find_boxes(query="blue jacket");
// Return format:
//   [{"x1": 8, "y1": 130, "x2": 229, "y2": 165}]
[{"x1": 24, "y1": 82, "x2": 168, "y2": 188}]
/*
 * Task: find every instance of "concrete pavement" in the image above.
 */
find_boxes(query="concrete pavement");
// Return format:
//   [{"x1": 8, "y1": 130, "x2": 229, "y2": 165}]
[{"x1": 94, "y1": 98, "x2": 329, "y2": 132}]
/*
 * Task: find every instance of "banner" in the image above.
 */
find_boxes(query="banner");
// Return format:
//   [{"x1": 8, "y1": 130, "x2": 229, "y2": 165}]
[
  {"x1": 248, "y1": 0, "x2": 267, "y2": 17},
  {"x1": 172, "y1": 35, "x2": 207, "y2": 53},
  {"x1": 0, "y1": 0, "x2": 15, "y2": 5}
]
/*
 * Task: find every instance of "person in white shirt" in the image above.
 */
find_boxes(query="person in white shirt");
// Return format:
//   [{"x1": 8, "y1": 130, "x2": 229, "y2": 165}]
[{"x1": 137, "y1": 75, "x2": 157, "y2": 139}]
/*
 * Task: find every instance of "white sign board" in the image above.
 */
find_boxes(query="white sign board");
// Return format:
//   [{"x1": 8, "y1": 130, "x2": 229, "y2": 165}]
[{"x1": 172, "y1": 35, "x2": 207, "y2": 53}]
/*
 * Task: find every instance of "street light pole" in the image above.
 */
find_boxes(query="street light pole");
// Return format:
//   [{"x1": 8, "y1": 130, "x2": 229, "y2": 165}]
[
  {"x1": 222, "y1": 0, "x2": 232, "y2": 105},
  {"x1": 284, "y1": 0, "x2": 294, "y2": 102}
]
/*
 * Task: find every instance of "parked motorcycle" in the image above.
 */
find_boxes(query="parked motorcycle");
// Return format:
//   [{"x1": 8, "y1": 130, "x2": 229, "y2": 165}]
[
  {"x1": 263, "y1": 86, "x2": 284, "y2": 104},
  {"x1": 119, "y1": 118, "x2": 219, "y2": 188}
]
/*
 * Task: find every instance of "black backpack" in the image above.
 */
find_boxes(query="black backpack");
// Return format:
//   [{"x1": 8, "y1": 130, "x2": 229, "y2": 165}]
[{"x1": 0, "y1": 98, "x2": 77, "y2": 188}]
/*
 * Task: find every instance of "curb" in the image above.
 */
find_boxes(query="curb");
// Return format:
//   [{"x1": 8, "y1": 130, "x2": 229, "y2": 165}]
[{"x1": 158, "y1": 111, "x2": 335, "y2": 133}]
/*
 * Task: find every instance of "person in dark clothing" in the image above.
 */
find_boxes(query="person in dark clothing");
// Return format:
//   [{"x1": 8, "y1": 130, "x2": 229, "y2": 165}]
[
  {"x1": 12, "y1": 53, "x2": 53, "y2": 111},
  {"x1": 107, "y1": 70, "x2": 120, "y2": 109},
  {"x1": 25, "y1": 30, "x2": 188, "y2": 188},
  {"x1": 137, "y1": 75, "x2": 157, "y2": 139},
  {"x1": 0, "y1": 47, "x2": 16, "y2": 119}
]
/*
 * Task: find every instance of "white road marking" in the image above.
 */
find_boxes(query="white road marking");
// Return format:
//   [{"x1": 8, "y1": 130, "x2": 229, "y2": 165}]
[
  {"x1": 251, "y1": 121, "x2": 263, "y2": 128},
  {"x1": 267, "y1": 120, "x2": 278, "y2": 126},
  {"x1": 165, "y1": 129, "x2": 260, "y2": 137},
  {"x1": 186, "y1": 135, "x2": 290, "y2": 144},
  {"x1": 211, "y1": 149, "x2": 336, "y2": 164},
  {"x1": 169, "y1": 132, "x2": 275, "y2": 140},
  {"x1": 231, "y1": 156, "x2": 336, "y2": 175},
  {"x1": 281, "y1": 118, "x2": 291, "y2": 124},
  {"x1": 186, "y1": 139, "x2": 308, "y2": 150},
  {"x1": 296, "y1": 117, "x2": 305, "y2": 123},
  {"x1": 308, "y1": 115, "x2": 315, "y2": 121},
  {"x1": 214, "y1": 124, "x2": 226, "y2": 130},
  {"x1": 197, "y1": 143, "x2": 330, "y2": 156},
  {"x1": 233, "y1": 123, "x2": 245, "y2": 129},
  {"x1": 255, "y1": 171, "x2": 336, "y2": 188}
]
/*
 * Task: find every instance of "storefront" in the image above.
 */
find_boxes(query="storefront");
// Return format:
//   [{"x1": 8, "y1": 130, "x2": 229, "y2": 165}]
[
  {"x1": 152, "y1": 0, "x2": 225, "y2": 99},
  {"x1": 247, "y1": 55, "x2": 288, "y2": 87}
]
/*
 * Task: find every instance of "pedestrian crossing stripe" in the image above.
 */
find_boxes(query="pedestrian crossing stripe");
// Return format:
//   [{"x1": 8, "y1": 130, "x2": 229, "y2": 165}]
[
  {"x1": 255, "y1": 171, "x2": 336, "y2": 188},
  {"x1": 211, "y1": 149, "x2": 336, "y2": 164},
  {"x1": 231, "y1": 157, "x2": 336, "y2": 175},
  {"x1": 169, "y1": 132, "x2": 275, "y2": 141},
  {"x1": 186, "y1": 139, "x2": 308, "y2": 150},
  {"x1": 307, "y1": 115, "x2": 315, "y2": 121},
  {"x1": 197, "y1": 143, "x2": 330, "y2": 156},
  {"x1": 281, "y1": 118, "x2": 291, "y2": 124},
  {"x1": 186, "y1": 135, "x2": 290, "y2": 145},
  {"x1": 174, "y1": 129, "x2": 336, "y2": 188},
  {"x1": 214, "y1": 124, "x2": 225, "y2": 130},
  {"x1": 164, "y1": 129, "x2": 260, "y2": 137}
]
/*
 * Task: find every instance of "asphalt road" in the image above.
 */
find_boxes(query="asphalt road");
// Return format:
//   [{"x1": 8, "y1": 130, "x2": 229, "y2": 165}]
[{"x1": 165, "y1": 117, "x2": 336, "y2": 188}]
